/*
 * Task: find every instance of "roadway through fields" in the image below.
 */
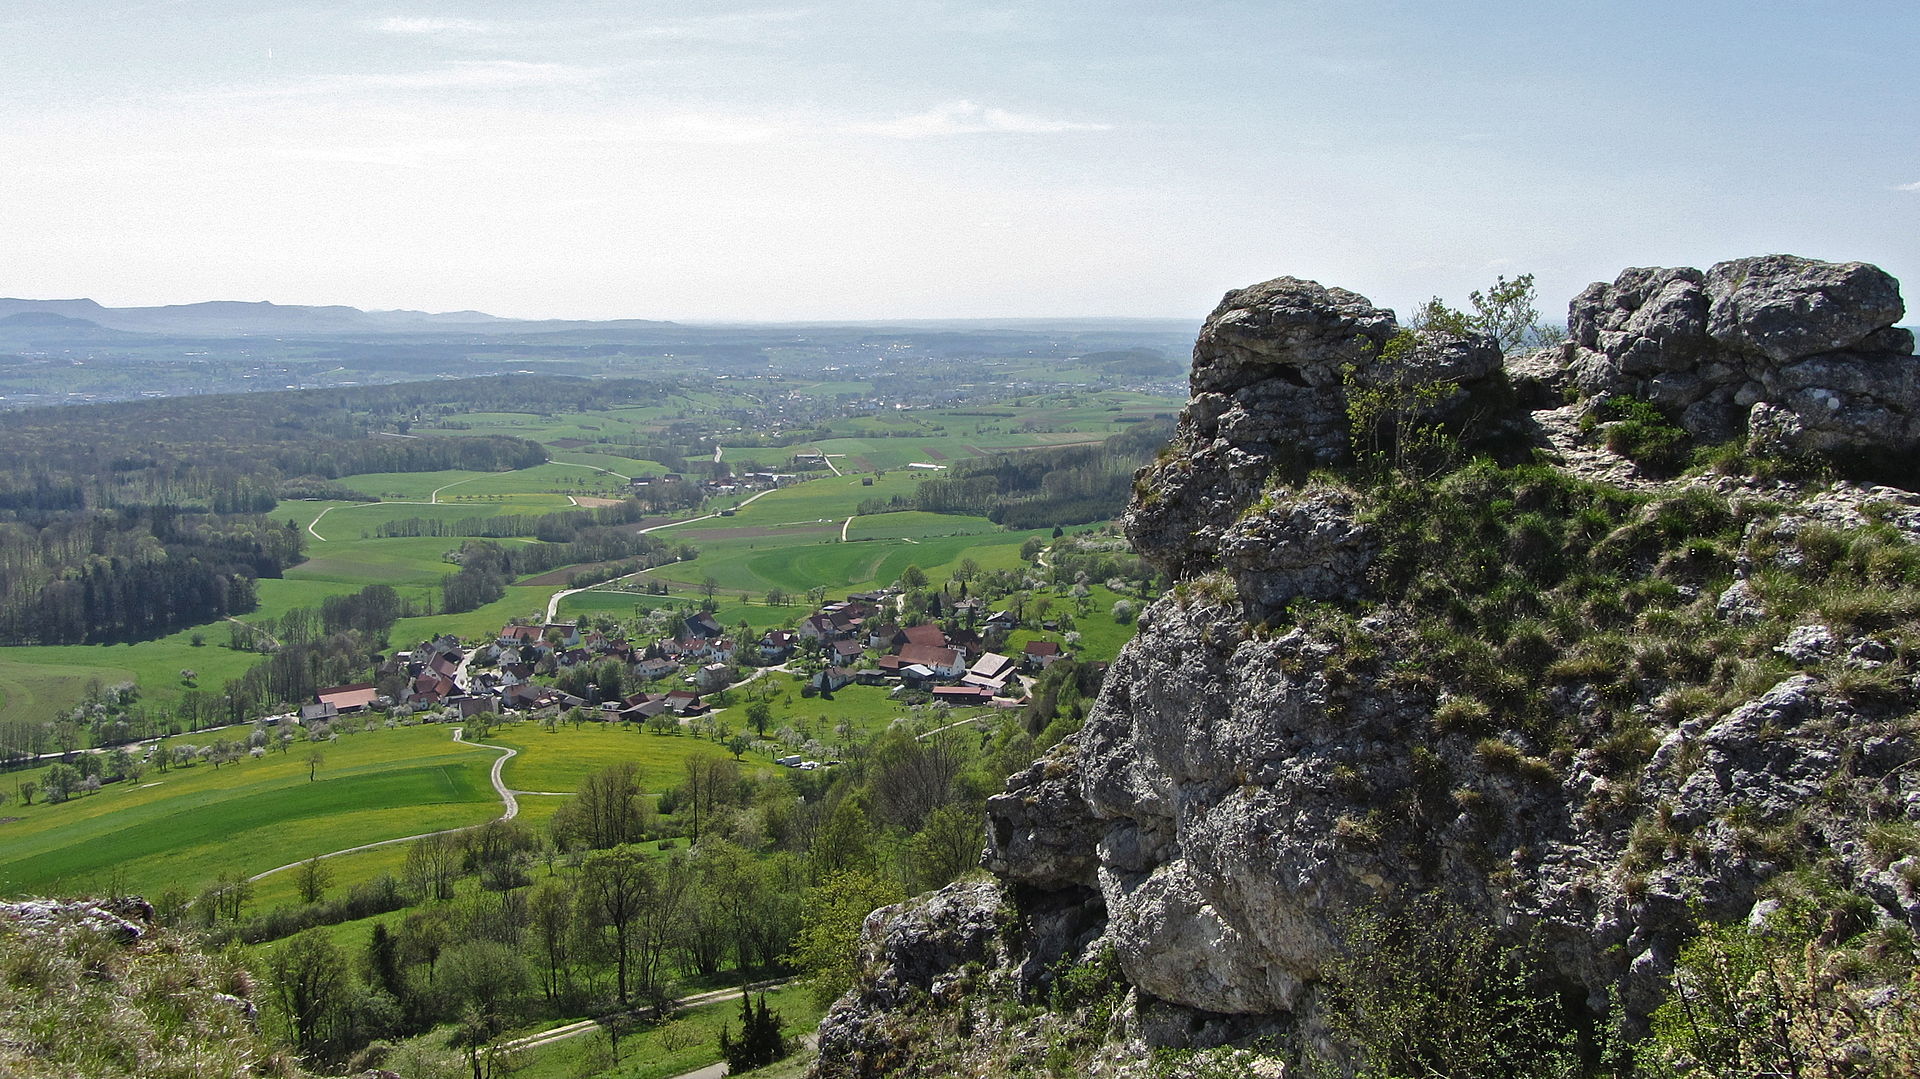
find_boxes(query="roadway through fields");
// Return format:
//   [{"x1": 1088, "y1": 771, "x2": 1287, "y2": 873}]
[
  {"x1": 303, "y1": 474, "x2": 492, "y2": 541},
  {"x1": 246, "y1": 726, "x2": 518, "y2": 883},
  {"x1": 541, "y1": 487, "x2": 782, "y2": 619}
]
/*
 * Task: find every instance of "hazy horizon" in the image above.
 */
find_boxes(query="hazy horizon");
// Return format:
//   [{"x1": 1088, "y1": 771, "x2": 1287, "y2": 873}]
[{"x1": 4, "y1": 2, "x2": 1917, "y2": 324}]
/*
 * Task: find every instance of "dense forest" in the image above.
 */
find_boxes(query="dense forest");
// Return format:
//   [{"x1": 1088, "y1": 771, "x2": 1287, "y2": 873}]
[
  {"x1": 0, "y1": 376, "x2": 673, "y2": 643},
  {"x1": 0, "y1": 509, "x2": 302, "y2": 643},
  {"x1": 865, "y1": 418, "x2": 1175, "y2": 529}
]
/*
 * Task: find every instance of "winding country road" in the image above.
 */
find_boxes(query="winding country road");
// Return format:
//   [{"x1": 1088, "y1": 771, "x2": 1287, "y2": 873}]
[
  {"x1": 247, "y1": 726, "x2": 519, "y2": 883},
  {"x1": 542, "y1": 487, "x2": 782, "y2": 620},
  {"x1": 304, "y1": 474, "x2": 490, "y2": 542}
]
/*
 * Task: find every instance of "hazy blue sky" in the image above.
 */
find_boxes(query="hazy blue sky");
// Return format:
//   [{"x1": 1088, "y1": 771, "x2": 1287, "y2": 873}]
[{"x1": 3, "y1": 1, "x2": 1916, "y2": 322}]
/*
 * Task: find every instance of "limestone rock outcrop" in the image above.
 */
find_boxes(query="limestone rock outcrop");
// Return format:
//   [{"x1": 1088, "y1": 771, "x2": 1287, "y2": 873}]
[
  {"x1": 1558, "y1": 254, "x2": 1917, "y2": 454},
  {"x1": 1126, "y1": 276, "x2": 1501, "y2": 579},
  {"x1": 814, "y1": 259, "x2": 1920, "y2": 1077}
]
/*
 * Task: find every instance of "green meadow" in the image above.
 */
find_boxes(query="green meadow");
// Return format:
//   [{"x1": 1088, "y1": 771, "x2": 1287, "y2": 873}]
[
  {"x1": 334, "y1": 469, "x2": 494, "y2": 501},
  {"x1": 0, "y1": 724, "x2": 499, "y2": 898},
  {"x1": 648, "y1": 528, "x2": 1045, "y2": 597},
  {"x1": 485, "y1": 726, "x2": 767, "y2": 795}
]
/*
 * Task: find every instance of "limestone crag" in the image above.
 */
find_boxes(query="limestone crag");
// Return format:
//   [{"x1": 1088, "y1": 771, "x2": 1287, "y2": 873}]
[
  {"x1": 1558, "y1": 254, "x2": 1917, "y2": 453},
  {"x1": 1126, "y1": 276, "x2": 1500, "y2": 579},
  {"x1": 813, "y1": 259, "x2": 1920, "y2": 1077}
]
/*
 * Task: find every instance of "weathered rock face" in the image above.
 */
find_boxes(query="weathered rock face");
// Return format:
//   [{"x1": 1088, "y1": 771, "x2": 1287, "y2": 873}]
[
  {"x1": 814, "y1": 259, "x2": 1920, "y2": 1077},
  {"x1": 1559, "y1": 254, "x2": 1917, "y2": 453},
  {"x1": 1218, "y1": 485, "x2": 1374, "y2": 623},
  {"x1": 1126, "y1": 276, "x2": 1499, "y2": 579}
]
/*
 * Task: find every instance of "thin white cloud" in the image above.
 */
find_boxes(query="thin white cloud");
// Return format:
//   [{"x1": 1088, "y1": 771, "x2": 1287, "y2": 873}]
[
  {"x1": 852, "y1": 100, "x2": 1111, "y2": 138},
  {"x1": 606, "y1": 8, "x2": 813, "y2": 41},
  {"x1": 349, "y1": 60, "x2": 604, "y2": 91},
  {"x1": 269, "y1": 138, "x2": 473, "y2": 170},
  {"x1": 1896, "y1": 181, "x2": 1920, "y2": 192},
  {"x1": 369, "y1": 16, "x2": 500, "y2": 36},
  {"x1": 553, "y1": 101, "x2": 1112, "y2": 146}
]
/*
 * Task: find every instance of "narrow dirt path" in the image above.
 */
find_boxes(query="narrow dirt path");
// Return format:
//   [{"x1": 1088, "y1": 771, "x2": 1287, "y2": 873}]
[
  {"x1": 840, "y1": 515, "x2": 854, "y2": 541},
  {"x1": 306, "y1": 505, "x2": 336, "y2": 541},
  {"x1": 500, "y1": 978, "x2": 793, "y2": 1053},
  {"x1": 429, "y1": 475, "x2": 485, "y2": 503},
  {"x1": 456, "y1": 726, "x2": 520, "y2": 820},
  {"x1": 246, "y1": 726, "x2": 518, "y2": 883}
]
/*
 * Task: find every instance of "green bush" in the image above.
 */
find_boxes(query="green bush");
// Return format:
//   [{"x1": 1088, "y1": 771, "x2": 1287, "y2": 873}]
[
  {"x1": 1313, "y1": 896, "x2": 1582, "y2": 1079},
  {"x1": 1600, "y1": 398, "x2": 1690, "y2": 474},
  {"x1": 1642, "y1": 904, "x2": 1920, "y2": 1079}
]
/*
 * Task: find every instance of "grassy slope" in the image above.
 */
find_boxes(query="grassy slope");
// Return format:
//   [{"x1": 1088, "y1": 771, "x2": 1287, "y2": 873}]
[
  {"x1": 0, "y1": 724, "x2": 500, "y2": 897},
  {"x1": 486, "y1": 726, "x2": 759, "y2": 795}
]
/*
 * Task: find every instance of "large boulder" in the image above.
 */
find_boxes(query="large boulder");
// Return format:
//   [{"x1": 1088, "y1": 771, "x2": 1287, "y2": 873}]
[
  {"x1": 1549, "y1": 254, "x2": 1918, "y2": 454},
  {"x1": 1705, "y1": 255, "x2": 1906, "y2": 363}
]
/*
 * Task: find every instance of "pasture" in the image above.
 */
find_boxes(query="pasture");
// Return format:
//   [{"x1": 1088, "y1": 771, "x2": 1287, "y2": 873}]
[
  {"x1": 555, "y1": 590, "x2": 795, "y2": 634},
  {"x1": 0, "y1": 656, "x2": 139, "y2": 730},
  {"x1": 333, "y1": 469, "x2": 493, "y2": 501},
  {"x1": 485, "y1": 725, "x2": 763, "y2": 795},
  {"x1": 0, "y1": 724, "x2": 500, "y2": 898},
  {"x1": 647, "y1": 528, "x2": 1045, "y2": 597}
]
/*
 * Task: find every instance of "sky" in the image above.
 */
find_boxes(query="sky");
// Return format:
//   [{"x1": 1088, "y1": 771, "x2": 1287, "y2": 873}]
[{"x1": 2, "y1": 0, "x2": 1917, "y2": 323}]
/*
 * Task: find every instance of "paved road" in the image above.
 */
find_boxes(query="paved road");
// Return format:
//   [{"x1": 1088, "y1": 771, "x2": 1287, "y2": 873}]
[{"x1": 544, "y1": 487, "x2": 781, "y2": 621}]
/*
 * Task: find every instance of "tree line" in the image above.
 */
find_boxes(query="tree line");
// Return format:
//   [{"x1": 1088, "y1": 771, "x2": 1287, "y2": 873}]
[
  {"x1": 877, "y1": 418, "x2": 1175, "y2": 529},
  {"x1": 0, "y1": 509, "x2": 300, "y2": 643},
  {"x1": 438, "y1": 529, "x2": 677, "y2": 615},
  {"x1": 374, "y1": 500, "x2": 650, "y2": 541}
]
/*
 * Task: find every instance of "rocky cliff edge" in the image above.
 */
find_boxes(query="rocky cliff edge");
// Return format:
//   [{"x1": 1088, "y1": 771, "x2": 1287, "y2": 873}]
[{"x1": 813, "y1": 256, "x2": 1920, "y2": 1077}]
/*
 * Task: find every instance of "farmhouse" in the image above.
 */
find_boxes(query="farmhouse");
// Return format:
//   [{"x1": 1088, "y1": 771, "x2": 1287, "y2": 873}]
[
  {"x1": 1023, "y1": 640, "x2": 1063, "y2": 670},
  {"x1": 633, "y1": 657, "x2": 679, "y2": 683},
  {"x1": 898, "y1": 643, "x2": 966, "y2": 678},
  {"x1": 813, "y1": 666, "x2": 856, "y2": 693},
  {"x1": 315, "y1": 682, "x2": 379, "y2": 714},
  {"x1": 963, "y1": 652, "x2": 1017, "y2": 692},
  {"x1": 893, "y1": 623, "x2": 948, "y2": 650},
  {"x1": 696, "y1": 663, "x2": 734, "y2": 691},
  {"x1": 498, "y1": 624, "x2": 542, "y2": 647}
]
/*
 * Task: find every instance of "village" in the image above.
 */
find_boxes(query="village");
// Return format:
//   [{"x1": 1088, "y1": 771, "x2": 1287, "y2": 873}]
[{"x1": 297, "y1": 584, "x2": 1076, "y2": 765}]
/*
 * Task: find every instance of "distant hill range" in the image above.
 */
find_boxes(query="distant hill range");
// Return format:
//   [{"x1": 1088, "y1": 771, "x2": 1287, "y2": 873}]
[
  {"x1": 0, "y1": 297, "x2": 675, "y2": 337},
  {"x1": 0, "y1": 297, "x2": 1203, "y2": 342}
]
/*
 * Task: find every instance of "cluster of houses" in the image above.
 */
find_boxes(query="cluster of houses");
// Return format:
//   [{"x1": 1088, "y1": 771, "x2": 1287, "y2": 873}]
[
  {"x1": 304, "y1": 587, "x2": 1075, "y2": 727},
  {"x1": 794, "y1": 592, "x2": 1063, "y2": 706},
  {"x1": 629, "y1": 469, "x2": 796, "y2": 501}
]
